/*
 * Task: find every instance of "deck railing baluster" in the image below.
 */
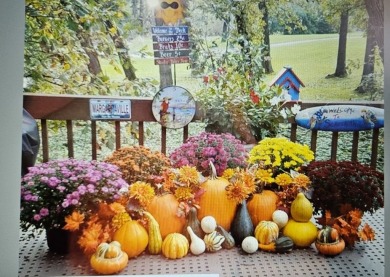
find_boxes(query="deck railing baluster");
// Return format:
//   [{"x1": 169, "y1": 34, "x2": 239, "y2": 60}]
[
  {"x1": 66, "y1": 120, "x2": 74, "y2": 158},
  {"x1": 23, "y1": 94, "x2": 384, "y2": 167}
]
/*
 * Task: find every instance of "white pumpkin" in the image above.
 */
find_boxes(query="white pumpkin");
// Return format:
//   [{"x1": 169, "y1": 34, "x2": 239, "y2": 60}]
[
  {"x1": 272, "y1": 210, "x2": 289, "y2": 229},
  {"x1": 201, "y1": 216, "x2": 217, "y2": 233},
  {"x1": 241, "y1": 236, "x2": 259, "y2": 254}
]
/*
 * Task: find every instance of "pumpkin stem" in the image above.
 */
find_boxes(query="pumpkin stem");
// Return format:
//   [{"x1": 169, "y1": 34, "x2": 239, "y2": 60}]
[{"x1": 209, "y1": 161, "x2": 218, "y2": 179}]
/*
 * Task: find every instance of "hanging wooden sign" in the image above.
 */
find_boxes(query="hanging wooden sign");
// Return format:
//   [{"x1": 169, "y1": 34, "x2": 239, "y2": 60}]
[{"x1": 152, "y1": 26, "x2": 190, "y2": 65}]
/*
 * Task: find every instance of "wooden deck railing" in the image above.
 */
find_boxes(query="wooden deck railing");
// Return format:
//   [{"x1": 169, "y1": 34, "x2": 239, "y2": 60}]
[{"x1": 23, "y1": 93, "x2": 384, "y2": 168}]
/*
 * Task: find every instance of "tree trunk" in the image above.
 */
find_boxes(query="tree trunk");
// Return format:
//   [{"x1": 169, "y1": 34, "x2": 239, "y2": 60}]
[
  {"x1": 159, "y1": 65, "x2": 173, "y2": 88},
  {"x1": 235, "y1": 8, "x2": 251, "y2": 73},
  {"x1": 78, "y1": 31, "x2": 102, "y2": 76},
  {"x1": 104, "y1": 20, "x2": 137, "y2": 81},
  {"x1": 334, "y1": 10, "x2": 349, "y2": 77},
  {"x1": 356, "y1": 0, "x2": 384, "y2": 93},
  {"x1": 154, "y1": 8, "x2": 173, "y2": 88},
  {"x1": 259, "y1": 0, "x2": 273, "y2": 74}
]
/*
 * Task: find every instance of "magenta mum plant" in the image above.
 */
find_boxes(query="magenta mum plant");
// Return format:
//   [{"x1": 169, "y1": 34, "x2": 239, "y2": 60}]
[
  {"x1": 20, "y1": 159, "x2": 128, "y2": 232},
  {"x1": 169, "y1": 132, "x2": 248, "y2": 176}
]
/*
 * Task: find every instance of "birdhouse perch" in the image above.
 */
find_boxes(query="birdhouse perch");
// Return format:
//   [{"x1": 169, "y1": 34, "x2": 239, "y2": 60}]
[{"x1": 270, "y1": 66, "x2": 305, "y2": 100}]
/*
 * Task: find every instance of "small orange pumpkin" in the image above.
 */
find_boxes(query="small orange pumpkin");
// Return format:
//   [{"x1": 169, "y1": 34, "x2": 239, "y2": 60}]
[
  {"x1": 315, "y1": 239, "x2": 345, "y2": 256},
  {"x1": 146, "y1": 193, "x2": 186, "y2": 239},
  {"x1": 247, "y1": 190, "x2": 279, "y2": 227},
  {"x1": 113, "y1": 219, "x2": 148, "y2": 258},
  {"x1": 90, "y1": 241, "x2": 128, "y2": 275},
  {"x1": 197, "y1": 163, "x2": 237, "y2": 231}
]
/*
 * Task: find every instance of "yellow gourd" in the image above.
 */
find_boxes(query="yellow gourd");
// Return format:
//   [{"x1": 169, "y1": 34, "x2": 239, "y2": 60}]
[
  {"x1": 113, "y1": 219, "x2": 149, "y2": 258},
  {"x1": 143, "y1": 211, "x2": 163, "y2": 255},
  {"x1": 161, "y1": 233, "x2": 189, "y2": 259},
  {"x1": 283, "y1": 219, "x2": 318, "y2": 247},
  {"x1": 290, "y1": 192, "x2": 313, "y2": 222}
]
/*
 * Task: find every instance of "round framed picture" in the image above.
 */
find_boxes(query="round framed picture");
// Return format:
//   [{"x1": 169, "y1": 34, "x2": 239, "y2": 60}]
[{"x1": 152, "y1": 86, "x2": 196, "y2": 129}]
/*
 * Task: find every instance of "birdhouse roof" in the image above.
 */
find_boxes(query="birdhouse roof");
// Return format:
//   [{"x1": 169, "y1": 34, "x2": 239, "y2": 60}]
[{"x1": 269, "y1": 66, "x2": 305, "y2": 88}]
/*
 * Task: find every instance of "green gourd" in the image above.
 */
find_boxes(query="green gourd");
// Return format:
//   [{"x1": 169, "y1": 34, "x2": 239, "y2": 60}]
[
  {"x1": 258, "y1": 236, "x2": 294, "y2": 253},
  {"x1": 230, "y1": 200, "x2": 254, "y2": 246},
  {"x1": 182, "y1": 207, "x2": 204, "y2": 241},
  {"x1": 215, "y1": 225, "x2": 235, "y2": 249}
]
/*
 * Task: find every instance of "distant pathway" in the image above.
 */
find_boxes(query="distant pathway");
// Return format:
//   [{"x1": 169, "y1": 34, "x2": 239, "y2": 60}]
[{"x1": 271, "y1": 34, "x2": 362, "y2": 48}]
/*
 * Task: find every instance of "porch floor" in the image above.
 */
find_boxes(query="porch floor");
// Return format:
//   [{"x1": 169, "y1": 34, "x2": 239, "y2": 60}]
[{"x1": 18, "y1": 209, "x2": 384, "y2": 277}]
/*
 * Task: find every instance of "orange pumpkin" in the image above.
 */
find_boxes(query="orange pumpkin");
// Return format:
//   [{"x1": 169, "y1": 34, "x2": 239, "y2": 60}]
[
  {"x1": 113, "y1": 219, "x2": 148, "y2": 258},
  {"x1": 146, "y1": 193, "x2": 186, "y2": 239},
  {"x1": 197, "y1": 164, "x2": 237, "y2": 231},
  {"x1": 315, "y1": 239, "x2": 345, "y2": 256},
  {"x1": 247, "y1": 190, "x2": 279, "y2": 227}
]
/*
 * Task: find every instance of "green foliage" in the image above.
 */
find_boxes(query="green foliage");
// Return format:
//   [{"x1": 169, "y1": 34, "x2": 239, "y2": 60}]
[
  {"x1": 24, "y1": 0, "x2": 157, "y2": 95},
  {"x1": 196, "y1": 67, "x2": 300, "y2": 142}
]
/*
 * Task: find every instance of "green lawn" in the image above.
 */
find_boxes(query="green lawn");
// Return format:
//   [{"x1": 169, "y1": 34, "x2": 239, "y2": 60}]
[{"x1": 125, "y1": 32, "x2": 368, "y2": 101}]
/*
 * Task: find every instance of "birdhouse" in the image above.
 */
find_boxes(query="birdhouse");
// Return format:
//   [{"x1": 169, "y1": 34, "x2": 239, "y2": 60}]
[{"x1": 270, "y1": 66, "x2": 304, "y2": 100}]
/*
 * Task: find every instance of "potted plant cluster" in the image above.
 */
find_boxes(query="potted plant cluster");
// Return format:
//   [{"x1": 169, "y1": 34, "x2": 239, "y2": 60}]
[
  {"x1": 300, "y1": 160, "x2": 384, "y2": 248},
  {"x1": 104, "y1": 145, "x2": 171, "y2": 184},
  {"x1": 169, "y1": 132, "x2": 248, "y2": 177},
  {"x1": 20, "y1": 158, "x2": 128, "y2": 254},
  {"x1": 246, "y1": 137, "x2": 315, "y2": 214}
]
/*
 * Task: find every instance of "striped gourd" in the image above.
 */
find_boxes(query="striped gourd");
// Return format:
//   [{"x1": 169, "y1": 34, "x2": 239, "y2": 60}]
[
  {"x1": 144, "y1": 211, "x2": 163, "y2": 255},
  {"x1": 254, "y1": 220, "x2": 279, "y2": 245}
]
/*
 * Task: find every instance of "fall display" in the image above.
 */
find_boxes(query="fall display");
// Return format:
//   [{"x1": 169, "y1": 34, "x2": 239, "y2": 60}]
[{"x1": 22, "y1": 136, "x2": 383, "y2": 274}]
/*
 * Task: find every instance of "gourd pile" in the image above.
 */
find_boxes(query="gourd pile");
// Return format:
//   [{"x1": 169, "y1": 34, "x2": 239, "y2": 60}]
[{"x1": 88, "y1": 189, "x2": 345, "y2": 275}]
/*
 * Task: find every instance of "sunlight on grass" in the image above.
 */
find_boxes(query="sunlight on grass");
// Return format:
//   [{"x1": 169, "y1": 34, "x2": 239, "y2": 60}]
[{"x1": 122, "y1": 32, "x2": 368, "y2": 101}]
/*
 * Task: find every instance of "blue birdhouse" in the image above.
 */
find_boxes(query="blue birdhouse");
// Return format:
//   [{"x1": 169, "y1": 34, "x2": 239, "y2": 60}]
[{"x1": 270, "y1": 66, "x2": 304, "y2": 100}]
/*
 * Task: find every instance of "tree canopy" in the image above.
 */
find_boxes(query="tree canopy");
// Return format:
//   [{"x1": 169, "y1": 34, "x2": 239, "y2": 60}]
[{"x1": 24, "y1": 0, "x2": 383, "y2": 99}]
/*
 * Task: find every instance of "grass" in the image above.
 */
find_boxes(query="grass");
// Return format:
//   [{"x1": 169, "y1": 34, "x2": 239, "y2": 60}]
[{"x1": 126, "y1": 32, "x2": 368, "y2": 101}]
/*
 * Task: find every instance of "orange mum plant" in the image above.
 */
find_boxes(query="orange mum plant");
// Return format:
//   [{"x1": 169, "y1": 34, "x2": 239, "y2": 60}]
[
  {"x1": 104, "y1": 146, "x2": 171, "y2": 185},
  {"x1": 63, "y1": 202, "x2": 130, "y2": 255}
]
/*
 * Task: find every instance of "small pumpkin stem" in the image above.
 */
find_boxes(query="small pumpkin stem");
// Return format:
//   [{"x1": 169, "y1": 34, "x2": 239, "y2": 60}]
[{"x1": 209, "y1": 161, "x2": 218, "y2": 179}]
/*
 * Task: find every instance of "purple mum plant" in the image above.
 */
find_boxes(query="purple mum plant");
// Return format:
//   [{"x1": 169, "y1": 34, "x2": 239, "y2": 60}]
[
  {"x1": 169, "y1": 132, "x2": 248, "y2": 176},
  {"x1": 20, "y1": 159, "x2": 128, "y2": 232}
]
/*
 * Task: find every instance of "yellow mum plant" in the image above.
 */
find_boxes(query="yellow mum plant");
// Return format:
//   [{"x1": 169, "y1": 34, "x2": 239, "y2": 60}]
[
  {"x1": 247, "y1": 137, "x2": 314, "y2": 213},
  {"x1": 248, "y1": 137, "x2": 314, "y2": 172}
]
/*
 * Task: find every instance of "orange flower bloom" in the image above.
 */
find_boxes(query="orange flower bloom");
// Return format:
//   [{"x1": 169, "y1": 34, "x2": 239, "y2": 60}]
[
  {"x1": 78, "y1": 222, "x2": 104, "y2": 255},
  {"x1": 63, "y1": 211, "x2": 85, "y2": 231},
  {"x1": 293, "y1": 173, "x2": 311, "y2": 187},
  {"x1": 109, "y1": 202, "x2": 126, "y2": 214}
]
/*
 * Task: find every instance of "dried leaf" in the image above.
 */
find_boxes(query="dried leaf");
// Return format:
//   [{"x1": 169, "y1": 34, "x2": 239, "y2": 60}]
[{"x1": 359, "y1": 223, "x2": 375, "y2": 241}]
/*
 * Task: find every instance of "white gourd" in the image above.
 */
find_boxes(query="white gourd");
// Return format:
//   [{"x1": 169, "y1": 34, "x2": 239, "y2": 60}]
[
  {"x1": 187, "y1": 226, "x2": 206, "y2": 255},
  {"x1": 241, "y1": 236, "x2": 259, "y2": 254},
  {"x1": 272, "y1": 210, "x2": 289, "y2": 229},
  {"x1": 201, "y1": 216, "x2": 217, "y2": 233}
]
